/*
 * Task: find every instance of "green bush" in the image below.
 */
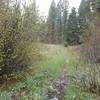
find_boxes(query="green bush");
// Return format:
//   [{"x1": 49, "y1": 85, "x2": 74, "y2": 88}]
[{"x1": 0, "y1": 0, "x2": 38, "y2": 77}]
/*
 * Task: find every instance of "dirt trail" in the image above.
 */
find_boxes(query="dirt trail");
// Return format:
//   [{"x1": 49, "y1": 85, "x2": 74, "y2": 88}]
[{"x1": 45, "y1": 57, "x2": 68, "y2": 100}]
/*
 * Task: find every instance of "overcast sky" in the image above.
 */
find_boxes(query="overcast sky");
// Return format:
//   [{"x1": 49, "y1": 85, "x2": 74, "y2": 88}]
[{"x1": 36, "y1": 0, "x2": 81, "y2": 16}]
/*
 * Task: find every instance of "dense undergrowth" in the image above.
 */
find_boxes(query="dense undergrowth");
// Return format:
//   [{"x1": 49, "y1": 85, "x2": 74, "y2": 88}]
[
  {"x1": 0, "y1": 44, "x2": 67, "y2": 99},
  {"x1": 63, "y1": 47, "x2": 96, "y2": 100},
  {"x1": 0, "y1": 44, "x2": 98, "y2": 100}
]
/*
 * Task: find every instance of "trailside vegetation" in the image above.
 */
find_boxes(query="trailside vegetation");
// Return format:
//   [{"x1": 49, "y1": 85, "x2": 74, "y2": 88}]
[{"x1": 0, "y1": 0, "x2": 39, "y2": 79}]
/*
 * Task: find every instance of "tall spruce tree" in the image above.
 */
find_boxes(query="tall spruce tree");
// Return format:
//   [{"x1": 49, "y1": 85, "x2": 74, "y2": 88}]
[
  {"x1": 47, "y1": 0, "x2": 56, "y2": 43},
  {"x1": 62, "y1": 0, "x2": 68, "y2": 34},
  {"x1": 65, "y1": 7, "x2": 79, "y2": 45},
  {"x1": 55, "y1": 0, "x2": 62, "y2": 35},
  {"x1": 54, "y1": 0, "x2": 68, "y2": 43},
  {"x1": 78, "y1": 0, "x2": 91, "y2": 42}
]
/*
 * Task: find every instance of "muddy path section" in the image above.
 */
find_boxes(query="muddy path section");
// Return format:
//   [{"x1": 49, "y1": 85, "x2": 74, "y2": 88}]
[{"x1": 44, "y1": 57, "x2": 68, "y2": 100}]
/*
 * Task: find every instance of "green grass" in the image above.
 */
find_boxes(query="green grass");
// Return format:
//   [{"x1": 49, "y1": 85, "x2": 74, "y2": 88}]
[
  {"x1": 36, "y1": 44, "x2": 68, "y2": 77},
  {"x1": 35, "y1": 44, "x2": 78, "y2": 79},
  {"x1": 64, "y1": 46, "x2": 98, "y2": 100},
  {"x1": 64, "y1": 84, "x2": 96, "y2": 100}
]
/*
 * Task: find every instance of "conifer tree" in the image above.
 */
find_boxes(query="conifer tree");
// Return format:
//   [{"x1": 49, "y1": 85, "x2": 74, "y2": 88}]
[
  {"x1": 47, "y1": 0, "x2": 56, "y2": 43},
  {"x1": 55, "y1": 0, "x2": 68, "y2": 42},
  {"x1": 55, "y1": 0, "x2": 62, "y2": 35},
  {"x1": 78, "y1": 0, "x2": 91, "y2": 42},
  {"x1": 62, "y1": 0, "x2": 68, "y2": 34},
  {"x1": 65, "y1": 7, "x2": 79, "y2": 45}
]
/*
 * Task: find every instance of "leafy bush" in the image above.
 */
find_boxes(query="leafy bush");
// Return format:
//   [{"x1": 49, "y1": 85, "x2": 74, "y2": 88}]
[{"x1": 0, "y1": 0, "x2": 38, "y2": 77}]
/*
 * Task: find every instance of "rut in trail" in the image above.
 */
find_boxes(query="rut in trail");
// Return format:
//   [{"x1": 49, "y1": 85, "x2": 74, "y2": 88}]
[{"x1": 45, "y1": 57, "x2": 68, "y2": 100}]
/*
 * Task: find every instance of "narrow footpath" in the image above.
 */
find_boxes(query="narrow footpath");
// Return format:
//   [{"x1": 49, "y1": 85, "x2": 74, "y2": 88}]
[{"x1": 45, "y1": 57, "x2": 68, "y2": 100}]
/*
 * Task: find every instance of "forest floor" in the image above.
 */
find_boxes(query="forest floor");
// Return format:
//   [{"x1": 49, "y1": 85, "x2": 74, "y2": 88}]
[{"x1": 0, "y1": 44, "x2": 99, "y2": 100}]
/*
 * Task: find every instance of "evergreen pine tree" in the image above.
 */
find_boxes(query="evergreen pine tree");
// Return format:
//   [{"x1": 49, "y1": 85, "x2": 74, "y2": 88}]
[
  {"x1": 55, "y1": 0, "x2": 62, "y2": 35},
  {"x1": 65, "y1": 7, "x2": 79, "y2": 45},
  {"x1": 47, "y1": 0, "x2": 56, "y2": 43},
  {"x1": 62, "y1": 0, "x2": 68, "y2": 34},
  {"x1": 55, "y1": 0, "x2": 68, "y2": 43},
  {"x1": 78, "y1": 0, "x2": 91, "y2": 42}
]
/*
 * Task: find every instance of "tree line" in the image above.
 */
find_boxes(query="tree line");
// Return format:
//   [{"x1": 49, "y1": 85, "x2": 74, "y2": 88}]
[{"x1": 42, "y1": 0, "x2": 91, "y2": 45}]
